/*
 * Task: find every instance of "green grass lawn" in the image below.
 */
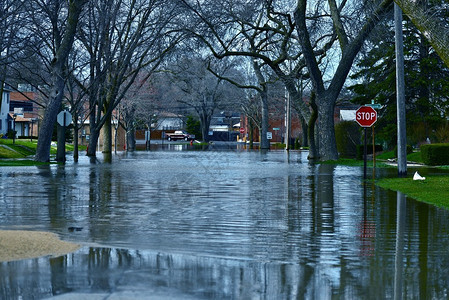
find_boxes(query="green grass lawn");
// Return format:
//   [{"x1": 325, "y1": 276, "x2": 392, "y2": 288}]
[
  {"x1": 376, "y1": 150, "x2": 424, "y2": 164},
  {"x1": 0, "y1": 159, "x2": 51, "y2": 166},
  {"x1": 0, "y1": 138, "x2": 86, "y2": 165},
  {"x1": 377, "y1": 176, "x2": 449, "y2": 210}
]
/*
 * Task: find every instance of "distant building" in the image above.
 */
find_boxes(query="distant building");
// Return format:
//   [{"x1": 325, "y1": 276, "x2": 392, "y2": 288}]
[
  {"x1": 209, "y1": 112, "x2": 240, "y2": 132},
  {"x1": 153, "y1": 112, "x2": 184, "y2": 130},
  {"x1": 9, "y1": 86, "x2": 41, "y2": 138},
  {"x1": 0, "y1": 85, "x2": 11, "y2": 135}
]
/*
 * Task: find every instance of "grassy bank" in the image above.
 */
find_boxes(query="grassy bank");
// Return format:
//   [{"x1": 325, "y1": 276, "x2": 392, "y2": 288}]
[
  {"x1": 322, "y1": 150, "x2": 425, "y2": 167},
  {"x1": 322, "y1": 150, "x2": 449, "y2": 209},
  {"x1": 377, "y1": 176, "x2": 449, "y2": 210},
  {"x1": 376, "y1": 150, "x2": 424, "y2": 164},
  {"x1": 0, "y1": 138, "x2": 85, "y2": 166}
]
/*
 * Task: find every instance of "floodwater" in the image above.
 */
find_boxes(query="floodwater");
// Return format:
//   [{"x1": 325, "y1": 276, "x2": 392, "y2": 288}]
[{"x1": 1, "y1": 146, "x2": 449, "y2": 299}]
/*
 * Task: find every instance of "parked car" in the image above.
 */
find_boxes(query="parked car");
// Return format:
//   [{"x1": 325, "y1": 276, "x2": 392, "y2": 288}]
[{"x1": 166, "y1": 130, "x2": 195, "y2": 141}]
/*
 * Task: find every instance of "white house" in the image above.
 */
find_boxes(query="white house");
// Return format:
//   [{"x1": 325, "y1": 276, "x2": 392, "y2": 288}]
[
  {"x1": 0, "y1": 86, "x2": 11, "y2": 135},
  {"x1": 153, "y1": 112, "x2": 184, "y2": 130}
]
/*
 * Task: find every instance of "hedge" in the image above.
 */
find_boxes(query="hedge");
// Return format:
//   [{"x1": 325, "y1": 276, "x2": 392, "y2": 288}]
[
  {"x1": 393, "y1": 144, "x2": 413, "y2": 158},
  {"x1": 335, "y1": 121, "x2": 360, "y2": 158},
  {"x1": 421, "y1": 143, "x2": 449, "y2": 166},
  {"x1": 356, "y1": 144, "x2": 383, "y2": 160}
]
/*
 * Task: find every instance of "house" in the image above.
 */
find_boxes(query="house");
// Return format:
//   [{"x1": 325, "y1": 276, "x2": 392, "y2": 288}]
[
  {"x1": 9, "y1": 84, "x2": 41, "y2": 138},
  {"x1": 0, "y1": 85, "x2": 11, "y2": 135},
  {"x1": 146, "y1": 111, "x2": 186, "y2": 141},
  {"x1": 207, "y1": 112, "x2": 241, "y2": 141},
  {"x1": 152, "y1": 111, "x2": 184, "y2": 130}
]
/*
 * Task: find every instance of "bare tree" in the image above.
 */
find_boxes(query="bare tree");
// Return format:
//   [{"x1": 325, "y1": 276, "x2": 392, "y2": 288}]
[
  {"x1": 118, "y1": 72, "x2": 160, "y2": 152},
  {"x1": 34, "y1": 0, "x2": 87, "y2": 162},
  {"x1": 66, "y1": 58, "x2": 89, "y2": 161},
  {"x1": 77, "y1": 0, "x2": 181, "y2": 160},
  {"x1": 178, "y1": 0, "x2": 322, "y2": 156},
  {"x1": 168, "y1": 57, "x2": 243, "y2": 142},
  {"x1": 179, "y1": 0, "x2": 395, "y2": 160},
  {"x1": 294, "y1": 0, "x2": 393, "y2": 160},
  {"x1": 0, "y1": 0, "x2": 26, "y2": 107},
  {"x1": 207, "y1": 57, "x2": 276, "y2": 150}
]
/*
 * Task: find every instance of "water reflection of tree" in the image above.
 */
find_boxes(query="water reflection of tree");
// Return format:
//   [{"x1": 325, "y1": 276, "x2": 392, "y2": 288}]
[{"x1": 88, "y1": 165, "x2": 115, "y2": 243}]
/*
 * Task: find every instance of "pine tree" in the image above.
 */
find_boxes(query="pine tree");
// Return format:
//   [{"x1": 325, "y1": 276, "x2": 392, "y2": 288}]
[{"x1": 349, "y1": 2, "x2": 449, "y2": 147}]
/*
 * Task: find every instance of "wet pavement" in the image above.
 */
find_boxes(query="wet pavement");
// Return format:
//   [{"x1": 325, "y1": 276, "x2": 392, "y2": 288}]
[{"x1": 1, "y1": 147, "x2": 449, "y2": 299}]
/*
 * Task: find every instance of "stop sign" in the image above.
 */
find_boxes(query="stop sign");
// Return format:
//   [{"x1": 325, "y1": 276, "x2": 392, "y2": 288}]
[{"x1": 355, "y1": 106, "x2": 377, "y2": 127}]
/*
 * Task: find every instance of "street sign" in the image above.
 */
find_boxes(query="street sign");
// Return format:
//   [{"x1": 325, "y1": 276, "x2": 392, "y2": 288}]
[
  {"x1": 267, "y1": 132, "x2": 272, "y2": 140},
  {"x1": 366, "y1": 103, "x2": 382, "y2": 109},
  {"x1": 57, "y1": 111, "x2": 72, "y2": 127},
  {"x1": 239, "y1": 128, "x2": 245, "y2": 134},
  {"x1": 355, "y1": 106, "x2": 377, "y2": 127}
]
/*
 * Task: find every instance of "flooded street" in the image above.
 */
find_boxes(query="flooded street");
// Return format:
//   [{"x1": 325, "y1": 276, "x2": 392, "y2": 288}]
[{"x1": 1, "y1": 148, "x2": 449, "y2": 299}]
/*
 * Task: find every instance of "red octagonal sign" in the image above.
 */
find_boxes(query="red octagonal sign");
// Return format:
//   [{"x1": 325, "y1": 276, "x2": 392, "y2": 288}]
[{"x1": 355, "y1": 106, "x2": 377, "y2": 127}]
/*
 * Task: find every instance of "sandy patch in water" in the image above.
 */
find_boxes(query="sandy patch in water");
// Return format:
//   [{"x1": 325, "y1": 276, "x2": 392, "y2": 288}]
[{"x1": 0, "y1": 230, "x2": 80, "y2": 262}]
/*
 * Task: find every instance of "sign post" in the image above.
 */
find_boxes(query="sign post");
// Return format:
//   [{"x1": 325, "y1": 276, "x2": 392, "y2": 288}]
[
  {"x1": 56, "y1": 110, "x2": 72, "y2": 163},
  {"x1": 355, "y1": 106, "x2": 378, "y2": 180}
]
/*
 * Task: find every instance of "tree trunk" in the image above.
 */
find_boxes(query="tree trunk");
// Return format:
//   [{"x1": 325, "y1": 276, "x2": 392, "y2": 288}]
[
  {"x1": 127, "y1": 127, "x2": 136, "y2": 151},
  {"x1": 114, "y1": 124, "x2": 119, "y2": 154},
  {"x1": 260, "y1": 94, "x2": 270, "y2": 150},
  {"x1": 200, "y1": 111, "x2": 211, "y2": 142},
  {"x1": 317, "y1": 95, "x2": 338, "y2": 161},
  {"x1": 249, "y1": 119, "x2": 254, "y2": 149},
  {"x1": 35, "y1": 76, "x2": 65, "y2": 162},
  {"x1": 308, "y1": 94, "x2": 319, "y2": 160},
  {"x1": 103, "y1": 113, "x2": 112, "y2": 154},
  {"x1": 300, "y1": 116, "x2": 308, "y2": 148},
  {"x1": 87, "y1": 127, "x2": 100, "y2": 156},
  {"x1": 73, "y1": 126, "x2": 79, "y2": 162}
]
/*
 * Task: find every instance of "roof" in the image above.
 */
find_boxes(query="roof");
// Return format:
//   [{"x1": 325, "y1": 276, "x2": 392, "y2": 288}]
[
  {"x1": 9, "y1": 113, "x2": 31, "y2": 122},
  {"x1": 156, "y1": 111, "x2": 183, "y2": 118}
]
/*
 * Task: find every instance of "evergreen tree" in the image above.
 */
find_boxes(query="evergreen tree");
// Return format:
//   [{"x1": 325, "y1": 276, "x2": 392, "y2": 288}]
[
  {"x1": 349, "y1": 2, "x2": 449, "y2": 147},
  {"x1": 186, "y1": 115, "x2": 202, "y2": 140}
]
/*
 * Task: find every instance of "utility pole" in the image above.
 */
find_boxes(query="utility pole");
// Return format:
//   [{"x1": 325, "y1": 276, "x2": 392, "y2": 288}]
[{"x1": 395, "y1": 3, "x2": 407, "y2": 177}]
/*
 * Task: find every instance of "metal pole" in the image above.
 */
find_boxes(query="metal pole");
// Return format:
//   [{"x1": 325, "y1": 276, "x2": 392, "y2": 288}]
[
  {"x1": 372, "y1": 126, "x2": 376, "y2": 179},
  {"x1": 364, "y1": 128, "x2": 367, "y2": 180},
  {"x1": 57, "y1": 112, "x2": 66, "y2": 163},
  {"x1": 12, "y1": 116, "x2": 16, "y2": 144},
  {"x1": 395, "y1": 3, "x2": 407, "y2": 176}
]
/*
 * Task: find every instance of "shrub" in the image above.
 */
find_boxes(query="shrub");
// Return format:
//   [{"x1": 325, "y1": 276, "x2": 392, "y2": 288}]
[
  {"x1": 335, "y1": 121, "x2": 360, "y2": 158},
  {"x1": 393, "y1": 144, "x2": 413, "y2": 158},
  {"x1": 6, "y1": 130, "x2": 16, "y2": 139},
  {"x1": 294, "y1": 138, "x2": 301, "y2": 150},
  {"x1": 356, "y1": 144, "x2": 383, "y2": 160},
  {"x1": 421, "y1": 143, "x2": 449, "y2": 166}
]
